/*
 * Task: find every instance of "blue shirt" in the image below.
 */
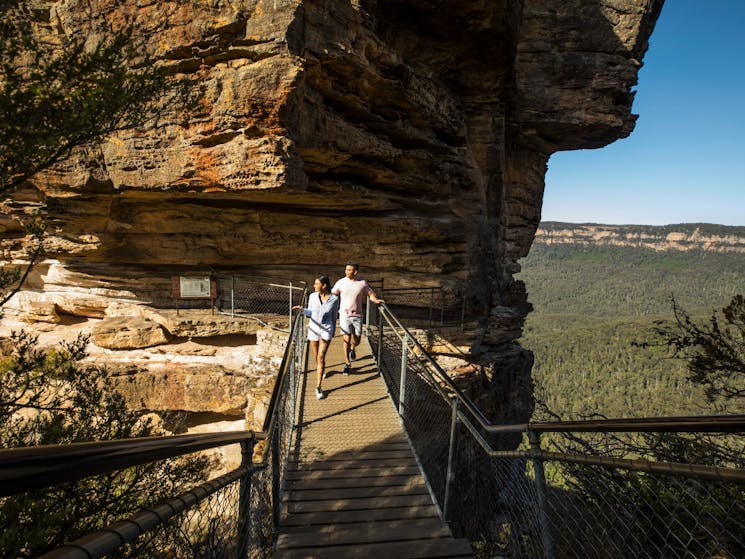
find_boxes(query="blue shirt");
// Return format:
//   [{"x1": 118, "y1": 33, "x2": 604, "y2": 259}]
[{"x1": 302, "y1": 292, "x2": 339, "y2": 340}]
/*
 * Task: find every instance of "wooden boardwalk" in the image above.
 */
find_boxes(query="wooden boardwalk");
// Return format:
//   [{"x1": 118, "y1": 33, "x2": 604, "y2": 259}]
[{"x1": 274, "y1": 335, "x2": 474, "y2": 558}]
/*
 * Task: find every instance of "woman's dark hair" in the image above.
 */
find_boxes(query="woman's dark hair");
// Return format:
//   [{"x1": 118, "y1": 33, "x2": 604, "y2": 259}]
[{"x1": 317, "y1": 275, "x2": 331, "y2": 295}]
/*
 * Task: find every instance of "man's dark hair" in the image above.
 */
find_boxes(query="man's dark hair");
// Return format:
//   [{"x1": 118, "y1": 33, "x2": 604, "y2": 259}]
[{"x1": 346, "y1": 261, "x2": 359, "y2": 271}]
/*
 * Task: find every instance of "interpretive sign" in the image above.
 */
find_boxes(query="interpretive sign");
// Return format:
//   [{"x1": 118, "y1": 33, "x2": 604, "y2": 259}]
[
  {"x1": 171, "y1": 275, "x2": 217, "y2": 315},
  {"x1": 179, "y1": 276, "x2": 212, "y2": 299}
]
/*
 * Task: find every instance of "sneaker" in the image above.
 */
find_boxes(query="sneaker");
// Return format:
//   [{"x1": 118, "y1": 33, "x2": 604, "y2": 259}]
[
  {"x1": 315, "y1": 387, "x2": 325, "y2": 400},
  {"x1": 350, "y1": 347, "x2": 356, "y2": 360},
  {"x1": 344, "y1": 363, "x2": 351, "y2": 375}
]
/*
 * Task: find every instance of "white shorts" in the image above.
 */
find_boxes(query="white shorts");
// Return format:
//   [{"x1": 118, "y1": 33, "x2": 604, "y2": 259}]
[
  {"x1": 307, "y1": 329, "x2": 332, "y2": 342},
  {"x1": 340, "y1": 315, "x2": 362, "y2": 337}
]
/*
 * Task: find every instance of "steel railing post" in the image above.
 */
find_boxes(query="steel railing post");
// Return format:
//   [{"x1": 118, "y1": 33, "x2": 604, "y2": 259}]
[
  {"x1": 365, "y1": 295, "x2": 371, "y2": 337},
  {"x1": 440, "y1": 290, "x2": 445, "y2": 326},
  {"x1": 271, "y1": 423, "x2": 281, "y2": 532},
  {"x1": 529, "y1": 431, "x2": 556, "y2": 559},
  {"x1": 237, "y1": 438, "x2": 255, "y2": 559},
  {"x1": 288, "y1": 282, "x2": 293, "y2": 328},
  {"x1": 288, "y1": 343, "x2": 297, "y2": 437},
  {"x1": 398, "y1": 334, "x2": 408, "y2": 418},
  {"x1": 443, "y1": 397, "x2": 460, "y2": 520},
  {"x1": 429, "y1": 288, "x2": 434, "y2": 329},
  {"x1": 231, "y1": 275, "x2": 235, "y2": 318},
  {"x1": 376, "y1": 309, "x2": 383, "y2": 373}
]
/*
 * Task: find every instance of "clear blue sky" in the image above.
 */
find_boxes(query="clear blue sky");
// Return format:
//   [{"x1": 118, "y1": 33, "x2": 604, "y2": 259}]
[{"x1": 542, "y1": 1, "x2": 745, "y2": 226}]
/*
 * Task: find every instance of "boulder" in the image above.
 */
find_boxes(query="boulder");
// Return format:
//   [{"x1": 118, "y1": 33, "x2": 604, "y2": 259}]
[
  {"x1": 16, "y1": 300, "x2": 61, "y2": 325},
  {"x1": 91, "y1": 316, "x2": 169, "y2": 349},
  {"x1": 112, "y1": 365, "x2": 252, "y2": 415}
]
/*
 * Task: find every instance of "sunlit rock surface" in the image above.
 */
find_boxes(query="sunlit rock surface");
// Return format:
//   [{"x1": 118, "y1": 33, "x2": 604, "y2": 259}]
[{"x1": 1, "y1": 0, "x2": 664, "y2": 428}]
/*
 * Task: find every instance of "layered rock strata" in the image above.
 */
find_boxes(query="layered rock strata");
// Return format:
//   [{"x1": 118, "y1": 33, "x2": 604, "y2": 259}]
[
  {"x1": 536, "y1": 223, "x2": 745, "y2": 253},
  {"x1": 2, "y1": 0, "x2": 664, "y2": 429}
]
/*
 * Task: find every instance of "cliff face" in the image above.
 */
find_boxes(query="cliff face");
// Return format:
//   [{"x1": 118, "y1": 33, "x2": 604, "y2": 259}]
[
  {"x1": 2, "y1": 0, "x2": 664, "y2": 426},
  {"x1": 536, "y1": 223, "x2": 745, "y2": 253}
]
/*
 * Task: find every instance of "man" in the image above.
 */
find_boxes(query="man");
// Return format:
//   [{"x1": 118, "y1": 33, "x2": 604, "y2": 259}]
[{"x1": 332, "y1": 261, "x2": 384, "y2": 374}]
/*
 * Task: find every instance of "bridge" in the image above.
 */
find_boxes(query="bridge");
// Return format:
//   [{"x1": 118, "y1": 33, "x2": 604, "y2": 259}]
[
  {"x1": 0, "y1": 288, "x2": 744, "y2": 558},
  {"x1": 275, "y1": 337, "x2": 473, "y2": 558}
]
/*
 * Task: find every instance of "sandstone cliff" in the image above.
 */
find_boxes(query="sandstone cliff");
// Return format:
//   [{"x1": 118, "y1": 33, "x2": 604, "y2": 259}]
[
  {"x1": 1, "y1": 0, "x2": 664, "y2": 429},
  {"x1": 536, "y1": 222, "x2": 745, "y2": 253}
]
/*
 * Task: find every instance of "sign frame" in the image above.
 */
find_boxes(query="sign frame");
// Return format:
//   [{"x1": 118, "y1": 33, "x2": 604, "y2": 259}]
[{"x1": 171, "y1": 275, "x2": 217, "y2": 315}]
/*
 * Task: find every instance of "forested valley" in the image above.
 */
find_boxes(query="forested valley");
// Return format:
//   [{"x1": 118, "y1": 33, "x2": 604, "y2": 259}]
[{"x1": 517, "y1": 226, "x2": 745, "y2": 420}]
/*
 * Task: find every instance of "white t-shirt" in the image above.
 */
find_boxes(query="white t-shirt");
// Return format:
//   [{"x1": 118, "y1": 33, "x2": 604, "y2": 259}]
[{"x1": 332, "y1": 277, "x2": 373, "y2": 318}]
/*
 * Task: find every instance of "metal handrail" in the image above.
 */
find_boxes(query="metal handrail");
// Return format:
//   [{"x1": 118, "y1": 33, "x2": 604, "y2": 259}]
[
  {"x1": 377, "y1": 302, "x2": 745, "y2": 435},
  {"x1": 262, "y1": 308, "x2": 304, "y2": 436},
  {"x1": 457, "y1": 410, "x2": 745, "y2": 483},
  {"x1": 39, "y1": 465, "x2": 253, "y2": 559},
  {"x1": 0, "y1": 431, "x2": 265, "y2": 497}
]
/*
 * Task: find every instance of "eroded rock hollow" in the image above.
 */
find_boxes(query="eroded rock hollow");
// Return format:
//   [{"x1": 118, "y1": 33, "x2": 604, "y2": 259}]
[{"x1": 2, "y1": 0, "x2": 664, "y2": 429}]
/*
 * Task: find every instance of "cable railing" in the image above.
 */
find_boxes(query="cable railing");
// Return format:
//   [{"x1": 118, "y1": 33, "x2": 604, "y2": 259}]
[
  {"x1": 366, "y1": 302, "x2": 745, "y2": 559},
  {"x1": 0, "y1": 289, "x2": 307, "y2": 559},
  {"x1": 365, "y1": 280, "x2": 466, "y2": 331},
  {"x1": 214, "y1": 275, "x2": 306, "y2": 330},
  {"x1": 378, "y1": 287, "x2": 466, "y2": 330},
  {"x1": 158, "y1": 273, "x2": 306, "y2": 329}
]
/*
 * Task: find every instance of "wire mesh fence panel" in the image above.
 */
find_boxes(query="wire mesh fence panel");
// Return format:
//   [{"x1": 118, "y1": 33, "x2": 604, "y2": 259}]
[
  {"x1": 380, "y1": 288, "x2": 464, "y2": 329},
  {"x1": 397, "y1": 352, "x2": 453, "y2": 504},
  {"x1": 109, "y1": 314, "x2": 307, "y2": 559},
  {"x1": 109, "y1": 476, "x2": 247, "y2": 559},
  {"x1": 369, "y1": 309, "x2": 464, "y2": 506},
  {"x1": 541, "y1": 461, "x2": 745, "y2": 559},
  {"x1": 1, "y1": 309, "x2": 308, "y2": 559},
  {"x1": 367, "y1": 303, "x2": 745, "y2": 559},
  {"x1": 246, "y1": 464, "x2": 274, "y2": 559},
  {"x1": 215, "y1": 275, "x2": 305, "y2": 323},
  {"x1": 537, "y1": 430, "x2": 745, "y2": 558},
  {"x1": 370, "y1": 325, "x2": 404, "y2": 409},
  {"x1": 449, "y1": 449, "x2": 546, "y2": 559},
  {"x1": 248, "y1": 313, "x2": 306, "y2": 558}
]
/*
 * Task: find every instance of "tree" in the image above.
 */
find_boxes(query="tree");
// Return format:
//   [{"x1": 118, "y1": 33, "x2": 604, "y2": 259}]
[
  {"x1": 532, "y1": 295, "x2": 745, "y2": 558},
  {"x1": 0, "y1": 331, "x2": 214, "y2": 557},
  {"x1": 0, "y1": 0, "x2": 187, "y2": 195},
  {"x1": 650, "y1": 294, "x2": 745, "y2": 409},
  {"x1": 0, "y1": 3, "x2": 213, "y2": 555},
  {"x1": 0, "y1": 0, "x2": 193, "y2": 301}
]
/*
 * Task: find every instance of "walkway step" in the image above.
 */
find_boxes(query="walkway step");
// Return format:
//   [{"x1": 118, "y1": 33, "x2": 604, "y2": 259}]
[
  {"x1": 293, "y1": 448, "x2": 416, "y2": 461},
  {"x1": 279, "y1": 505, "x2": 440, "y2": 527},
  {"x1": 286, "y1": 473, "x2": 423, "y2": 490},
  {"x1": 285, "y1": 464, "x2": 421, "y2": 481},
  {"x1": 287, "y1": 457, "x2": 418, "y2": 471},
  {"x1": 277, "y1": 518, "x2": 452, "y2": 547},
  {"x1": 275, "y1": 537, "x2": 474, "y2": 559},
  {"x1": 279, "y1": 517, "x2": 447, "y2": 534},
  {"x1": 287, "y1": 483, "x2": 428, "y2": 501},
  {"x1": 287, "y1": 494, "x2": 434, "y2": 513}
]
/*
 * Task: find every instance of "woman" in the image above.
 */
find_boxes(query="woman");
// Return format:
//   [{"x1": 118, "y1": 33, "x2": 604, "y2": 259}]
[{"x1": 293, "y1": 276, "x2": 339, "y2": 399}]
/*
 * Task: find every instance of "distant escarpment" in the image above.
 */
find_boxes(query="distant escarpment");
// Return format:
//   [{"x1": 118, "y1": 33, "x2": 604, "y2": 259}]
[
  {"x1": 536, "y1": 223, "x2": 745, "y2": 253},
  {"x1": 1, "y1": 0, "x2": 664, "y2": 431}
]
